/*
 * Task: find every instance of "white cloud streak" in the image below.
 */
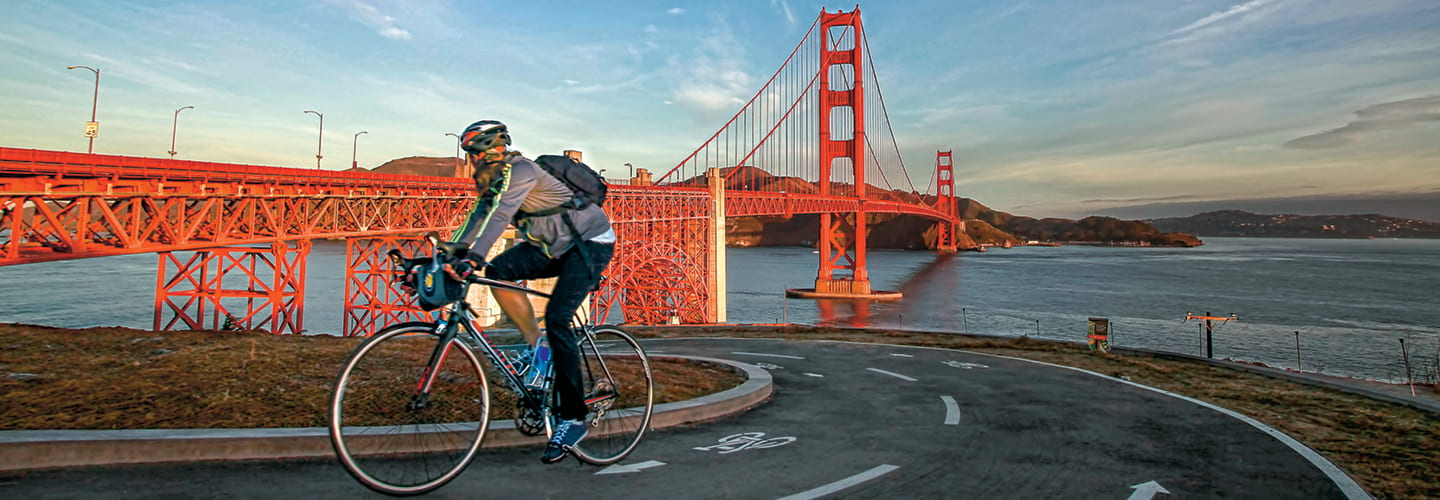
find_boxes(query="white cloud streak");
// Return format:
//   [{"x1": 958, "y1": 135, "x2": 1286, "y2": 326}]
[
  {"x1": 1285, "y1": 95, "x2": 1440, "y2": 149},
  {"x1": 772, "y1": 0, "x2": 796, "y2": 27},
  {"x1": 667, "y1": 7, "x2": 685, "y2": 15},
  {"x1": 326, "y1": 0, "x2": 412, "y2": 40},
  {"x1": 1170, "y1": 0, "x2": 1277, "y2": 36}
]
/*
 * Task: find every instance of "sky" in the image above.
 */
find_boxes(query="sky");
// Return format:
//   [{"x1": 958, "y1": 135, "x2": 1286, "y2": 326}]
[{"x1": 2, "y1": 0, "x2": 1438, "y2": 220}]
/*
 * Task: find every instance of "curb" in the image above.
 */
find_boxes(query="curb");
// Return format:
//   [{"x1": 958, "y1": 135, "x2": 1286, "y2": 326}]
[
  {"x1": 0, "y1": 355, "x2": 772, "y2": 472},
  {"x1": 1110, "y1": 346, "x2": 1440, "y2": 414}
]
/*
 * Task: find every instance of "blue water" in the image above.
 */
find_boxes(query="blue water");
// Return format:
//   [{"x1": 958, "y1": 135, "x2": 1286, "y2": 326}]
[
  {"x1": 1, "y1": 238, "x2": 1436, "y2": 382},
  {"x1": 725, "y1": 238, "x2": 1440, "y2": 383}
]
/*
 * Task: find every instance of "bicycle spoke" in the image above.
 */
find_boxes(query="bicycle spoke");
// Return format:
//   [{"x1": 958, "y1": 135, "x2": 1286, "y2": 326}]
[
  {"x1": 329, "y1": 323, "x2": 490, "y2": 495},
  {"x1": 569, "y1": 326, "x2": 653, "y2": 465}
]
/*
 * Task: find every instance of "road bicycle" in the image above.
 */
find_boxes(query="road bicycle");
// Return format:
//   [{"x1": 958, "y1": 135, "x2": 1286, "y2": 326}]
[{"x1": 328, "y1": 235, "x2": 654, "y2": 495}]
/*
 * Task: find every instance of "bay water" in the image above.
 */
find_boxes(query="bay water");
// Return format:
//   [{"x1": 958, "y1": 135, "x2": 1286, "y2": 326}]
[{"x1": 1, "y1": 237, "x2": 1436, "y2": 382}]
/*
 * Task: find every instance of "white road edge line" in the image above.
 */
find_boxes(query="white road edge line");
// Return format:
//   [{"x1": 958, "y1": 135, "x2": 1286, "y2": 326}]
[
  {"x1": 775, "y1": 464, "x2": 900, "y2": 500},
  {"x1": 817, "y1": 339, "x2": 1369, "y2": 500},
  {"x1": 941, "y1": 395, "x2": 961, "y2": 425},
  {"x1": 866, "y1": 368, "x2": 917, "y2": 382},
  {"x1": 731, "y1": 351, "x2": 806, "y2": 360}
]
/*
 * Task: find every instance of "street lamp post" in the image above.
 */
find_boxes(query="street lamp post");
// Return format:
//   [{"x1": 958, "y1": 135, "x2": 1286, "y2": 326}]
[
  {"x1": 304, "y1": 110, "x2": 324, "y2": 169},
  {"x1": 352, "y1": 130, "x2": 368, "y2": 169},
  {"x1": 625, "y1": 162, "x2": 634, "y2": 179},
  {"x1": 169, "y1": 106, "x2": 195, "y2": 159},
  {"x1": 66, "y1": 65, "x2": 100, "y2": 154},
  {"x1": 445, "y1": 132, "x2": 461, "y2": 162}
]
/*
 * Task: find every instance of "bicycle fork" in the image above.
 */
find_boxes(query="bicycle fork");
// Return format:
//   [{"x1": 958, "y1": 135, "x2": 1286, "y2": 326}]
[{"x1": 408, "y1": 322, "x2": 460, "y2": 411}]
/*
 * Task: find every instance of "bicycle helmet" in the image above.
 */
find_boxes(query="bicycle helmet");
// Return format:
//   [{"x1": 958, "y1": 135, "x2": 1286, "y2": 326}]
[{"x1": 459, "y1": 120, "x2": 511, "y2": 154}]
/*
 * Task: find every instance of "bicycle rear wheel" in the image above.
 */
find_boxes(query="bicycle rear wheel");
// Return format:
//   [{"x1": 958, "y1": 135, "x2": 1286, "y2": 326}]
[
  {"x1": 329, "y1": 322, "x2": 490, "y2": 496},
  {"x1": 569, "y1": 326, "x2": 653, "y2": 465}
]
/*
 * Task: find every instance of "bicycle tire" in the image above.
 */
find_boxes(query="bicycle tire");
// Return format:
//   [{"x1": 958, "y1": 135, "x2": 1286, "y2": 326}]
[
  {"x1": 569, "y1": 325, "x2": 653, "y2": 465},
  {"x1": 329, "y1": 322, "x2": 490, "y2": 496}
]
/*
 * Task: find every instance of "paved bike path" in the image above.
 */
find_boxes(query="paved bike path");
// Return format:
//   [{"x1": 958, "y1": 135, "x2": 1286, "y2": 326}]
[{"x1": 0, "y1": 338, "x2": 1362, "y2": 499}]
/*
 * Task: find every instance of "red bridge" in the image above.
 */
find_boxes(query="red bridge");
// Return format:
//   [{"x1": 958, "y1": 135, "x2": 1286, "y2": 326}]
[{"x1": 0, "y1": 8, "x2": 962, "y2": 335}]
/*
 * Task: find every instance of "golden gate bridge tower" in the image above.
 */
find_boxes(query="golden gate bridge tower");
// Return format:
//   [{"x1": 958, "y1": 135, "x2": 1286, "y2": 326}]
[{"x1": 812, "y1": 8, "x2": 874, "y2": 297}]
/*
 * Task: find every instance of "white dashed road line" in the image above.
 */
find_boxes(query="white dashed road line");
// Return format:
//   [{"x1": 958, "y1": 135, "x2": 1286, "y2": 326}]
[
  {"x1": 731, "y1": 351, "x2": 806, "y2": 359},
  {"x1": 941, "y1": 396, "x2": 961, "y2": 425},
  {"x1": 775, "y1": 464, "x2": 900, "y2": 500},
  {"x1": 866, "y1": 368, "x2": 917, "y2": 382}
]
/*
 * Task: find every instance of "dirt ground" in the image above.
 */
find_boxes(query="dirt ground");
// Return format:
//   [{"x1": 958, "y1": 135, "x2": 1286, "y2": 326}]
[{"x1": 1, "y1": 323, "x2": 1435, "y2": 498}]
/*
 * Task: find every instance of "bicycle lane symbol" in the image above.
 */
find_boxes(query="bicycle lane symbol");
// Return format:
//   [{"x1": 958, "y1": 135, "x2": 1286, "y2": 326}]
[{"x1": 693, "y1": 432, "x2": 797, "y2": 454}]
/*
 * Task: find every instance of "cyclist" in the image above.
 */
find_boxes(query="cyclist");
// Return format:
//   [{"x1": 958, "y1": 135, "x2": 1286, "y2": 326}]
[{"x1": 445, "y1": 119, "x2": 616, "y2": 464}]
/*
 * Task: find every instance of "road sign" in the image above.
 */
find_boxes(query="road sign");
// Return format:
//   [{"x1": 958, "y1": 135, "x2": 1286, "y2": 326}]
[
  {"x1": 84, "y1": 121, "x2": 99, "y2": 138},
  {"x1": 1088, "y1": 317, "x2": 1110, "y2": 353}
]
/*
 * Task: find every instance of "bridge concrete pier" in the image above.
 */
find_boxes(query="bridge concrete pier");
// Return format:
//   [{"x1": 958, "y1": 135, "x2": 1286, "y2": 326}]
[
  {"x1": 707, "y1": 168, "x2": 727, "y2": 323},
  {"x1": 784, "y1": 282, "x2": 902, "y2": 301}
]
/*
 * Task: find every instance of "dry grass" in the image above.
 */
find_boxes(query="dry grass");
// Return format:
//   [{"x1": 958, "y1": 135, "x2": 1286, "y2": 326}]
[
  {"x1": 630, "y1": 325, "x2": 1440, "y2": 500},
  {"x1": 0, "y1": 324, "x2": 744, "y2": 431}
]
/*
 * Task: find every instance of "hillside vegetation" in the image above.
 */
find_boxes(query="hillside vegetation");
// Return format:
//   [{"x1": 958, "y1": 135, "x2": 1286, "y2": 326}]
[{"x1": 1153, "y1": 210, "x2": 1440, "y2": 238}]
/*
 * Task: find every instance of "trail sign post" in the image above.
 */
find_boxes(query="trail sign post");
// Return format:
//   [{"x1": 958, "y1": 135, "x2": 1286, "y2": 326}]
[
  {"x1": 1087, "y1": 317, "x2": 1110, "y2": 353},
  {"x1": 1185, "y1": 311, "x2": 1238, "y2": 359}
]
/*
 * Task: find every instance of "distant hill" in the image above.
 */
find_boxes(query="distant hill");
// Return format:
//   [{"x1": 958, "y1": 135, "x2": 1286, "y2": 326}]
[
  {"x1": 1152, "y1": 210, "x2": 1440, "y2": 238},
  {"x1": 372, "y1": 156, "x2": 463, "y2": 178},
  {"x1": 956, "y1": 197, "x2": 1202, "y2": 247}
]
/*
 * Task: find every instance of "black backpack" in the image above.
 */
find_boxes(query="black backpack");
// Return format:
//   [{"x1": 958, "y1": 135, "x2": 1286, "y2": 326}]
[{"x1": 533, "y1": 154, "x2": 608, "y2": 212}]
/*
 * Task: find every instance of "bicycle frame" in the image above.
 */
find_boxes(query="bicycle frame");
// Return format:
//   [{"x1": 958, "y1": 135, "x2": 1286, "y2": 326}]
[
  {"x1": 406, "y1": 273, "x2": 616, "y2": 422},
  {"x1": 409, "y1": 277, "x2": 542, "y2": 402},
  {"x1": 390, "y1": 232, "x2": 624, "y2": 426}
]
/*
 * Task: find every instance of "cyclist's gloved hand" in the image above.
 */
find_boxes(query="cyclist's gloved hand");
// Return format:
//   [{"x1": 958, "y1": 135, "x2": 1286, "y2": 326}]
[
  {"x1": 393, "y1": 257, "x2": 425, "y2": 295},
  {"x1": 444, "y1": 256, "x2": 485, "y2": 282}
]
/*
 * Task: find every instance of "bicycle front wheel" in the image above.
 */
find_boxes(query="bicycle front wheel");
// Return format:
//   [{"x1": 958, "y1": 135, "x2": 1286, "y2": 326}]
[
  {"x1": 570, "y1": 326, "x2": 654, "y2": 465},
  {"x1": 329, "y1": 322, "x2": 490, "y2": 496}
]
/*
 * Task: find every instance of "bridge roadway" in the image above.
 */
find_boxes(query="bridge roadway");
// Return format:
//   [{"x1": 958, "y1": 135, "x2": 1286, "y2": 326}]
[{"x1": 0, "y1": 338, "x2": 1360, "y2": 499}]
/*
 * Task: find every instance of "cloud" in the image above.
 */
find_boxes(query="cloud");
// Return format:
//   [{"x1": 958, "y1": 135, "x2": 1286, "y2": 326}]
[
  {"x1": 326, "y1": 0, "x2": 412, "y2": 40},
  {"x1": 667, "y1": 7, "x2": 685, "y2": 15},
  {"x1": 771, "y1": 0, "x2": 796, "y2": 27},
  {"x1": 645, "y1": 24, "x2": 658, "y2": 34},
  {"x1": 1169, "y1": 0, "x2": 1277, "y2": 36},
  {"x1": 379, "y1": 26, "x2": 411, "y2": 40},
  {"x1": 1158, "y1": 0, "x2": 1290, "y2": 48},
  {"x1": 667, "y1": 16, "x2": 753, "y2": 114},
  {"x1": 1081, "y1": 195, "x2": 1204, "y2": 204},
  {"x1": 1284, "y1": 95, "x2": 1440, "y2": 149}
]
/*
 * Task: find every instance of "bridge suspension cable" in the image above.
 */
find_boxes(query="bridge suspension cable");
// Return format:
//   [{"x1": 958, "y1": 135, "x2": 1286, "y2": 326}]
[{"x1": 655, "y1": 8, "x2": 934, "y2": 215}]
